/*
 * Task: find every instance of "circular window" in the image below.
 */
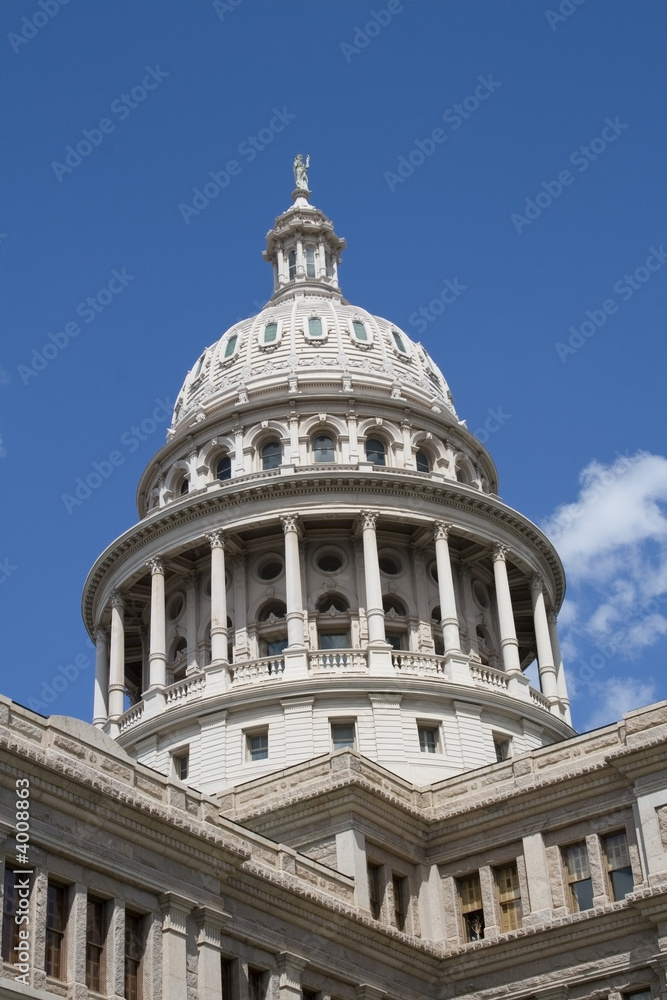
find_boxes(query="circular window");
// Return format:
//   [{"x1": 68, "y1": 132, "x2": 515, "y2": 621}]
[
  {"x1": 167, "y1": 594, "x2": 184, "y2": 621},
  {"x1": 317, "y1": 550, "x2": 343, "y2": 573},
  {"x1": 378, "y1": 554, "x2": 402, "y2": 576},
  {"x1": 472, "y1": 580, "x2": 490, "y2": 609},
  {"x1": 257, "y1": 555, "x2": 283, "y2": 581}
]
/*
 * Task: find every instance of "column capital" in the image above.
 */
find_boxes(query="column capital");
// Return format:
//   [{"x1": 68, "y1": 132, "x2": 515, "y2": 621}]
[
  {"x1": 277, "y1": 952, "x2": 308, "y2": 990},
  {"x1": 433, "y1": 521, "x2": 452, "y2": 541},
  {"x1": 492, "y1": 543, "x2": 509, "y2": 563},
  {"x1": 147, "y1": 556, "x2": 164, "y2": 575},
  {"x1": 93, "y1": 626, "x2": 109, "y2": 643},
  {"x1": 192, "y1": 905, "x2": 231, "y2": 946},
  {"x1": 547, "y1": 609, "x2": 558, "y2": 625},
  {"x1": 531, "y1": 574, "x2": 545, "y2": 594},
  {"x1": 281, "y1": 513, "x2": 300, "y2": 534},
  {"x1": 206, "y1": 530, "x2": 225, "y2": 549},
  {"x1": 110, "y1": 589, "x2": 125, "y2": 610},
  {"x1": 360, "y1": 510, "x2": 378, "y2": 531},
  {"x1": 159, "y1": 892, "x2": 195, "y2": 935}
]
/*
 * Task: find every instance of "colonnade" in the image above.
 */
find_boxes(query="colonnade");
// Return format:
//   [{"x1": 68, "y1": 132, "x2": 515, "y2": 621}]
[{"x1": 93, "y1": 515, "x2": 571, "y2": 732}]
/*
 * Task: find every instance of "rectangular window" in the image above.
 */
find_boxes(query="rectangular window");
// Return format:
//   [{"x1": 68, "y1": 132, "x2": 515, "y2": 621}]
[
  {"x1": 263, "y1": 322, "x2": 278, "y2": 344},
  {"x1": 392, "y1": 874, "x2": 407, "y2": 931},
  {"x1": 86, "y1": 896, "x2": 106, "y2": 992},
  {"x1": 173, "y1": 751, "x2": 189, "y2": 781},
  {"x1": 496, "y1": 863, "x2": 523, "y2": 931},
  {"x1": 320, "y1": 633, "x2": 348, "y2": 650},
  {"x1": 367, "y1": 862, "x2": 382, "y2": 920},
  {"x1": 221, "y1": 958, "x2": 234, "y2": 1000},
  {"x1": 493, "y1": 736, "x2": 510, "y2": 762},
  {"x1": 352, "y1": 320, "x2": 368, "y2": 342},
  {"x1": 247, "y1": 731, "x2": 269, "y2": 762},
  {"x1": 305, "y1": 247, "x2": 316, "y2": 278},
  {"x1": 418, "y1": 725, "x2": 439, "y2": 754},
  {"x1": 459, "y1": 873, "x2": 485, "y2": 941},
  {"x1": 2, "y1": 868, "x2": 21, "y2": 964},
  {"x1": 564, "y1": 843, "x2": 594, "y2": 912},
  {"x1": 303, "y1": 991, "x2": 318, "y2": 1000},
  {"x1": 45, "y1": 882, "x2": 67, "y2": 979},
  {"x1": 124, "y1": 911, "x2": 144, "y2": 1000},
  {"x1": 604, "y1": 831, "x2": 634, "y2": 900},
  {"x1": 248, "y1": 967, "x2": 265, "y2": 1000},
  {"x1": 307, "y1": 317, "x2": 323, "y2": 338},
  {"x1": 624, "y1": 992, "x2": 652, "y2": 1000},
  {"x1": 224, "y1": 334, "x2": 237, "y2": 358},
  {"x1": 331, "y1": 722, "x2": 356, "y2": 751}
]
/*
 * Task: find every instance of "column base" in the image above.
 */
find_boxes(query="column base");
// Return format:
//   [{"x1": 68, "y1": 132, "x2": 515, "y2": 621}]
[
  {"x1": 507, "y1": 672, "x2": 532, "y2": 701},
  {"x1": 143, "y1": 688, "x2": 166, "y2": 718},
  {"x1": 443, "y1": 653, "x2": 474, "y2": 686},
  {"x1": 368, "y1": 645, "x2": 394, "y2": 676},
  {"x1": 284, "y1": 647, "x2": 309, "y2": 679},
  {"x1": 205, "y1": 660, "x2": 230, "y2": 695}
]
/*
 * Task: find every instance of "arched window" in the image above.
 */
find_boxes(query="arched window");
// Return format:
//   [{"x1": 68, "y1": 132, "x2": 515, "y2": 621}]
[
  {"x1": 288, "y1": 250, "x2": 297, "y2": 279},
  {"x1": 216, "y1": 456, "x2": 231, "y2": 481},
  {"x1": 305, "y1": 246, "x2": 316, "y2": 278},
  {"x1": 258, "y1": 600, "x2": 287, "y2": 622},
  {"x1": 261, "y1": 440, "x2": 282, "y2": 471},
  {"x1": 313, "y1": 435, "x2": 335, "y2": 463},
  {"x1": 179, "y1": 477, "x2": 189, "y2": 496},
  {"x1": 416, "y1": 451, "x2": 430, "y2": 473},
  {"x1": 316, "y1": 593, "x2": 350, "y2": 614},
  {"x1": 365, "y1": 438, "x2": 386, "y2": 466},
  {"x1": 383, "y1": 596, "x2": 407, "y2": 616}
]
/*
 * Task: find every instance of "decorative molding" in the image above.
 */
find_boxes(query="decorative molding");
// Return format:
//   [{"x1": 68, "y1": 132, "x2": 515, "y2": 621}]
[
  {"x1": 360, "y1": 510, "x2": 378, "y2": 531},
  {"x1": 433, "y1": 521, "x2": 452, "y2": 542},
  {"x1": 281, "y1": 513, "x2": 300, "y2": 534},
  {"x1": 492, "y1": 544, "x2": 509, "y2": 563},
  {"x1": 147, "y1": 556, "x2": 164, "y2": 575}
]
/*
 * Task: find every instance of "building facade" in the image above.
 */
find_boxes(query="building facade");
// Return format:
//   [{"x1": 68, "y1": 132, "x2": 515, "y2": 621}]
[{"x1": 1, "y1": 178, "x2": 667, "y2": 1000}]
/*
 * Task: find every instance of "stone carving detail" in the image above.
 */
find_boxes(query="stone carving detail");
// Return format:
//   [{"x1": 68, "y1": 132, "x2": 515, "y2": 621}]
[
  {"x1": 206, "y1": 531, "x2": 225, "y2": 549},
  {"x1": 433, "y1": 521, "x2": 451, "y2": 542},
  {"x1": 360, "y1": 511, "x2": 378, "y2": 531},
  {"x1": 147, "y1": 556, "x2": 164, "y2": 575},
  {"x1": 493, "y1": 544, "x2": 509, "y2": 562},
  {"x1": 281, "y1": 514, "x2": 299, "y2": 533}
]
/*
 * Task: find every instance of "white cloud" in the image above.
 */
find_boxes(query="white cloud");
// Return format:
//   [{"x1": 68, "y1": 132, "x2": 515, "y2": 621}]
[
  {"x1": 584, "y1": 676, "x2": 657, "y2": 730},
  {"x1": 543, "y1": 452, "x2": 667, "y2": 652}
]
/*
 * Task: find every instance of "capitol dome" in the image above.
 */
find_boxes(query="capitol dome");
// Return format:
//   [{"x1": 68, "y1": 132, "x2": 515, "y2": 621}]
[{"x1": 83, "y1": 173, "x2": 573, "y2": 794}]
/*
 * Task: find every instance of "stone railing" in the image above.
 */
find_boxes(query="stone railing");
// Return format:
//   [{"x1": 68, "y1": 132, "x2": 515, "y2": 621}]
[
  {"x1": 118, "y1": 701, "x2": 145, "y2": 733},
  {"x1": 165, "y1": 672, "x2": 206, "y2": 706},
  {"x1": 230, "y1": 655, "x2": 285, "y2": 687},
  {"x1": 470, "y1": 662, "x2": 510, "y2": 691},
  {"x1": 529, "y1": 686, "x2": 551, "y2": 710},
  {"x1": 392, "y1": 651, "x2": 445, "y2": 676},
  {"x1": 309, "y1": 650, "x2": 368, "y2": 673}
]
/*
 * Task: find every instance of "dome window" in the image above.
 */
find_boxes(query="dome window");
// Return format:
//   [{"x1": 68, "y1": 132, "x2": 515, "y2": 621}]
[
  {"x1": 316, "y1": 593, "x2": 349, "y2": 614},
  {"x1": 383, "y1": 596, "x2": 407, "y2": 616},
  {"x1": 365, "y1": 438, "x2": 386, "y2": 466},
  {"x1": 260, "y1": 321, "x2": 279, "y2": 347},
  {"x1": 307, "y1": 316, "x2": 324, "y2": 339},
  {"x1": 216, "y1": 456, "x2": 231, "y2": 481},
  {"x1": 379, "y1": 554, "x2": 402, "y2": 576},
  {"x1": 391, "y1": 330, "x2": 409, "y2": 355},
  {"x1": 305, "y1": 246, "x2": 316, "y2": 278},
  {"x1": 288, "y1": 250, "x2": 297, "y2": 279},
  {"x1": 192, "y1": 353, "x2": 206, "y2": 378},
  {"x1": 179, "y1": 477, "x2": 189, "y2": 496},
  {"x1": 416, "y1": 451, "x2": 430, "y2": 473},
  {"x1": 352, "y1": 320, "x2": 369, "y2": 343},
  {"x1": 258, "y1": 600, "x2": 286, "y2": 622},
  {"x1": 325, "y1": 253, "x2": 334, "y2": 278},
  {"x1": 316, "y1": 549, "x2": 344, "y2": 573},
  {"x1": 313, "y1": 435, "x2": 335, "y2": 463},
  {"x1": 223, "y1": 334, "x2": 238, "y2": 359},
  {"x1": 261, "y1": 440, "x2": 282, "y2": 471},
  {"x1": 257, "y1": 555, "x2": 283, "y2": 581}
]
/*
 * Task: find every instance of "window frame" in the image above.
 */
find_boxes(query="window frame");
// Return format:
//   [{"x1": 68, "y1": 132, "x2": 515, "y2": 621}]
[
  {"x1": 248, "y1": 967, "x2": 266, "y2": 1000},
  {"x1": 390, "y1": 329, "x2": 410, "y2": 357},
  {"x1": 417, "y1": 724, "x2": 440, "y2": 754},
  {"x1": 222, "y1": 333, "x2": 239, "y2": 360},
  {"x1": 305, "y1": 315, "x2": 326, "y2": 340},
  {"x1": 603, "y1": 829, "x2": 634, "y2": 901},
  {"x1": 246, "y1": 729, "x2": 269, "y2": 762},
  {"x1": 367, "y1": 861, "x2": 383, "y2": 920},
  {"x1": 563, "y1": 842, "x2": 594, "y2": 913},
  {"x1": 260, "y1": 438, "x2": 282, "y2": 471},
  {"x1": 216, "y1": 454, "x2": 232, "y2": 481},
  {"x1": 330, "y1": 720, "x2": 356, "y2": 752},
  {"x1": 350, "y1": 318, "x2": 372, "y2": 345},
  {"x1": 364, "y1": 437, "x2": 387, "y2": 467},
  {"x1": 458, "y1": 872, "x2": 485, "y2": 942},
  {"x1": 304, "y1": 245, "x2": 317, "y2": 278},
  {"x1": 85, "y1": 895, "x2": 107, "y2": 993},
  {"x1": 312, "y1": 433, "x2": 336, "y2": 464},
  {"x1": 495, "y1": 862, "x2": 523, "y2": 932},
  {"x1": 45, "y1": 880, "x2": 68, "y2": 980},
  {"x1": 172, "y1": 748, "x2": 189, "y2": 781},
  {"x1": 392, "y1": 873, "x2": 408, "y2": 931},
  {"x1": 2, "y1": 867, "x2": 25, "y2": 965},
  {"x1": 124, "y1": 910, "x2": 145, "y2": 1000},
  {"x1": 259, "y1": 318, "x2": 281, "y2": 348}
]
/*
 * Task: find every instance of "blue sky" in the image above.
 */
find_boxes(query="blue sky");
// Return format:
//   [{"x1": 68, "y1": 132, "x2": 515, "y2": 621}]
[{"x1": 1, "y1": 0, "x2": 665, "y2": 734}]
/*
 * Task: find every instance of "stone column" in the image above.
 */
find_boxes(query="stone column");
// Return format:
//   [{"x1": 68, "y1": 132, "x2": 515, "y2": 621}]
[
  {"x1": 147, "y1": 558, "x2": 167, "y2": 689},
  {"x1": 233, "y1": 425, "x2": 245, "y2": 475},
  {"x1": 194, "y1": 907, "x2": 229, "y2": 1000},
  {"x1": 360, "y1": 511, "x2": 386, "y2": 644},
  {"x1": 68, "y1": 883, "x2": 88, "y2": 999},
  {"x1": 522, "y1": 832, "x2": 553, "y2": 925},
  {"x1": 336, "y1": 827, "x2": 370, "y2": 910},
  {"x1": 93, "y1": 626, "x2": 109, "y2": 727},
  {"x1": 530, "y1": 576, "x2": 560, "y2": 712},
  {"x1": 108, "y1": 591, "x2": 125, "y2": 730},
  {"x1": 277, "y1": 953, "x2": 308, "y2": 1000},
  {"x1": 232, "y1": 554, "x2": 249, "y2": 660},
  {"x1": 281, "y1": 514, "x2": 305, "y2": 647},
  {"x1": 548, "y1": 611, "x2": 572, "y2": 724},
  {"x1": 347, "y1": 406, "x2": 359, "y2": 463},
  {"x1": 206, "y1": 531, "x2": 228, "y2": 665},
  {"x1": 433, "y1": 523, "x2": 461, "y2": 654},
  {"x1": 492, "y1": 546, "x2": 522, "y2": 675},
  {"x1": 185, "y1": 570, "x2": 199, "y2": 672},
  {"x1": 106, "y1": 898, "x2": 126, "y2": 1000},
  {"x1": 159, "y1": 893, "x2": 194, "y2": 1000}
]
